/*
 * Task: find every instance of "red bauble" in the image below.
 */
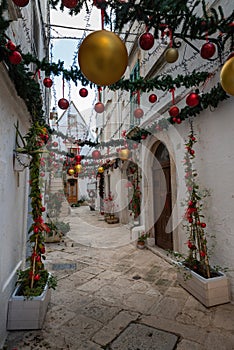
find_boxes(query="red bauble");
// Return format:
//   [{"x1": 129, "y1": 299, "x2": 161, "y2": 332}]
[
  {"x1": 58, "y1": 98, "x2": 69, "y2": 110},
  {"x1": 43, "y1": 77, "x2": 53, "y2": 88},
  {"x1": 149, "y1": 94, "x2": 157, "y2": 103},
  {"x1": 6, "y1": 40, "x2": 16, "y2": 51},
  {"x1": 169, "y1": 106, "x2": 180, "y2": 117},
  {"x1": 134, "y1": 108, "x2": 144, "y2": 119},
  {"x1": 186, "y1": 92, "x2": 200, "y2": 107},
  {"x1": 75, "y1": 155, "x2": 82, "y2": 163},
  {"x1": 8, "y1": 51, "x2": 22, "y2": 65},
  {"x1": 139, "y1": 32, "x2": 154, "y2": 51},
  {"x1": 12, "y1": 0, "x2": 29, "y2": 6},
  {"x1": 200, "y1": 42, "x2": 216, "y2": 59},
  {"x1": 62, "y1": 0, "x2": 78, "y2": 8},
  {"x1": 53, "y1": 141, "x2": 58, "y2": 147},
  {"x1": 79, "y1": 88, "x2": 88, "y2": 97},
  {"x1": 92, "y1": 150, "x2": 101, "y2": 159},
  {"x1": 93, "y1": 0, "x2": 106, "y2": 9},
  {"x1": 94, "y1": 102, "x2": 104, "y2": 113}
]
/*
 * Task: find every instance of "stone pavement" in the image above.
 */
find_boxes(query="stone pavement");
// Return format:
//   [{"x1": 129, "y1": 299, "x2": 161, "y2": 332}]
[{"x1": 4, "y1": 206, "x2": 234, "y2": 350}]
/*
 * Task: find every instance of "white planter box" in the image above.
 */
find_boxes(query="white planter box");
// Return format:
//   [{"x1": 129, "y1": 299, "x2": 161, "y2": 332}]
[
  {"x1": 177, "y1": 264, "x2": 231, "y2": 307},
  {"x1": 7, "y1": 282, "x2": 51, "y2": 330}
]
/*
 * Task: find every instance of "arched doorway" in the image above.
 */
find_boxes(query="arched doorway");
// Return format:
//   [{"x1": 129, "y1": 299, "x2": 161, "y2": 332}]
[{"x1": 153, "y1": 143, "x2": 173, "y2": 250}]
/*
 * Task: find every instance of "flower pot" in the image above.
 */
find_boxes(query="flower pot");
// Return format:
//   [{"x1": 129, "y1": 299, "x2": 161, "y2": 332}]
[
  {"x1": 137, "y1": 241, "x2": 145, "y2": 249},
  {"x1": 7, "y1": 278, "x2": 51, "y2": 330},
  {"x1": 177, "y1": 263, "x2": 231, "y2": 307}
]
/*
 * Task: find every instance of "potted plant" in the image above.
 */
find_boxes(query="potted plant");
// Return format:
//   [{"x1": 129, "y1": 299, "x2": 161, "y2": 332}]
[
  {"x1": 137, "y1": 232, "x2": 149, "y2": 249},
  {"x1": 175, "y1": 125, "x2": 230, "y2": 307},
  {"x1": 7, "y1": 123, "x2": 57, "y2": 330}
]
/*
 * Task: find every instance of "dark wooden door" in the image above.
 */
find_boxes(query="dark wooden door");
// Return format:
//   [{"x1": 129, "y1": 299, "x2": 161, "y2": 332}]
[
  {"x1": 66, "y1": 179, "x2": 78, "y2": 204},
  {"x1": 154, "y1": 144, "x2": 173, "y2": 250}
]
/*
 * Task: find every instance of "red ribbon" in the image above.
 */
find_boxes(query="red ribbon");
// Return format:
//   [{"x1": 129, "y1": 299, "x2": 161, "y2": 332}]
[{"x1": 169, "y1": 87, "x2": 175, "y2": 105}]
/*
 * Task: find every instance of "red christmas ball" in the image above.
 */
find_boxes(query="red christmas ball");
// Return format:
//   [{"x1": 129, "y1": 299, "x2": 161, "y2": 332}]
[
  {"x1": 134, "y1": 108, "x2": 144, "y2": 119},
  {"x1": 94, "y1": 102, "x2": 104, "y2": 113},
  {"x1": 79, "y1": 88, "x2": 88, "y2": 97},
  {"x1": 149, "y1": 94, "x2": 157, "y2": 103},
  {"x1": 6, "y1": 40, "x2": 16, "y2": 51},
  {"x1": 43, "y1": 77, "x2": 53, "y2": 88},
  {"x1": 75, "y1": 155, "x2": 82, "y2": 163},
  {"x1": 200, "y1": 42, "x2": 216, "y2": 59},
  {"x1": 169, "y1": 106, "x2": 180, "y2": 117},
  {"x1": 139, "y1": 32, "x2": 154, "y2": 51},
  {"x1": 12, "y1": 0, "x2": 29, "y2": 6},
  {"x1": 8, "y1": 51, "x2": 22, "y2": 65},
  {"x1": 92, "y1": 150, "x2": 101, "y2": 159},
  {"x1": 58, "y1": 98, "x2": 69, "y2": 110},
  {"x1": 62, "y1": 0, "x2": 78, "y2": 8},
  {"x1": 186, "y1": 92, "x2": 200, "y2": 107}
]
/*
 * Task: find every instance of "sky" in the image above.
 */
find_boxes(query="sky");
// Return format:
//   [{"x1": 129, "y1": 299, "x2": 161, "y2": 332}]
[{"x1": 50, "y1": 4, "x2": 102, "y2": 128}]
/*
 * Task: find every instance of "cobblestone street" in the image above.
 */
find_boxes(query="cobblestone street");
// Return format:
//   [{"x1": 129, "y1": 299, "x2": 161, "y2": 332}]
[{"x1": 5, "y1": 207, "x2": 234, "y2": 350}]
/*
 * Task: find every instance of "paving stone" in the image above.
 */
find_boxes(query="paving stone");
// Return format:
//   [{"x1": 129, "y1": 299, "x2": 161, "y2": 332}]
[
  {"x1": 92, "y1": 310, "x2": 139, "y2": 346},
  {"x1": 123, "y1": 292, "x2": 160, "y2": 314},
  {"x1": 212, "y1": 306, "x2": 234, "y2": 331},
  {"x1": 149, "y1": 296, "x2": 186, "y2": 320},
  {"x1": 176, "y1": 308, "x2": 212, "y2": 327},
  {"x1": 176, "y1": 339, "x2": 205, "y2": 350},
  {"x1": 80, "y1": 301, "x2": 121, "y2": 323},
  {"x1": 77, "y1": 278, "x2": 108, "y2": 294},
  {"x1": 203, "y1": 329, "x2": 234, "y2": 350},
  {"x1": 110, "y1": 323, "x2": 178, "y2": 350}
]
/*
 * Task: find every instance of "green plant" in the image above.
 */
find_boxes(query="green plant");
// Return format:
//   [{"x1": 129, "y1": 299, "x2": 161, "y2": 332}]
[{"x1": 137, "y1": 232, "x2": 149, "y2": 242}]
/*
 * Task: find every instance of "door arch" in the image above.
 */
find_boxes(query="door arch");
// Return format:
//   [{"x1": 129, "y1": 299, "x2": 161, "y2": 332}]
[{"x1": 153, "y1": 142, "x2": 173, "y2": 250}]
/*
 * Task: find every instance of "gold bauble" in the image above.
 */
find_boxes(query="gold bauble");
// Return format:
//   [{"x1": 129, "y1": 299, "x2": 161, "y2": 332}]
[
  {"x1": 68, "y1": 168, "x2": 75, "y2": 176},
  {"x1": 164, "y1": 48, "x2": 179, "y2": 63},
  {"x1": 74, "y1": 164, "x2": 82, "y2": 173},
  {"x1": 220, "y1": 56, "x2": 234, "y2": 96},
  {"x1": 98, "y1": 166, "x2": 104, "y2": 174},
  {"x1": 119, "y1": 148, "x2": 130, "y2": 161},
  {"x1": 78, "y1": 30, "x2": 128, "y2": 86}
]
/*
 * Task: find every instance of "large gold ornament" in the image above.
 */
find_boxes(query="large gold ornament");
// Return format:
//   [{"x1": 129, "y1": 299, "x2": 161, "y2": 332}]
[
  {"x1": 220, "y1": 56, "x2": 234, "y2": 96},
  {"x1": 68, "y1": 168, "x2": 75, "y2": 176},
  {"x1": 78, "y1": 30, "x2": 128, "y2": 86},
  {"x1": 74, "y1": 164, "x2": 82, "y2": 173},
  {"x1": 164, "y1": 48, "x2": 179, "y2": 63},
  {"x1": 119, "y1": 148, "x2": 130, "y2": 161},
  {"x1": 98, "y1": 166, "x2": 104, "y2": 174}
]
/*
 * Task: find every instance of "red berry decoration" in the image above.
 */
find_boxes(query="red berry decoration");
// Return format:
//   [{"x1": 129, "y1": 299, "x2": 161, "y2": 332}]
[
  {"x1": 58, "y1": 98, "x2": 69, "y2": 110},
  {"x1": 6, "y1": 40, "x2": 16, "y2": 51},
  {"x1": 139, "y1": 32, "x2": 154, "y2": 51},
  {"x1": 34, "y1": 274, "x2": 41, "y2": 281},
  {"x1": 8, "y1": 51, "x2": 22, "y2": 65},
  {"x1": 12, "y1": 0, "x2": 29, "y2": 6},
  {"x1": 186, "y1": 92, "x2": 200, "y2": 107},
  {"x1": 43, "y1": 77, "x2": 53, "y2": 88},
  {"x1": 92, "y1": 150, "x2": 101, "y2": 159},
  {"x1": 79, "y1": 88, "x2": 88, "y2": 97},
  {"x1": 94, "y1": 102, "x2": 104, "y2": 113},
  {"x1": 75, "y1": 155, "x2": 82, "y2": 163},
  {"x1": 169, "y1": 106, "x2": 180, "y2": 117},
  {"x1": 62, "y1": 0, "x2": 78, "y2": 8},
  {"x1": 200, "y1": 42, "x2": 216, "y2": 59},
  {"x1": 134, "y1": 108, "x2": 144, "y2": 119},
  {"x1": 149, "y1": 94, "x2": 157, "y2": 103},
  {"x1": 201, "y1": 222, "x2": 206, "y2": 228}
]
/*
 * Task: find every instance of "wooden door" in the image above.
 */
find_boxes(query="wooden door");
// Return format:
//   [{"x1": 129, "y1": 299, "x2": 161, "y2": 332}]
[
  {"x1": 66, "y1": 179, "x2": 78, "y2": 204},
  {"x1": 154, "y1": 143, "x2": 173, "y2": 250}
]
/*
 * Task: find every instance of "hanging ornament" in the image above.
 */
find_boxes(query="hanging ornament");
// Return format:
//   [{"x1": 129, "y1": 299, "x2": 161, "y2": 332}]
[
  {"x1": 138, "y1": 32, "x2": 154, "y2": 51},
  {"x1": 53, "y1": 141, "x2": 58, "y2": 147},
  {"x1": 75, "y1": 155, "x2": 82, "y2": 163},
  {"x1": 58, "y1": 98, "x2": 69, "y2": 110},
  {"x1": 169, "y1": 106, "x2": 180, "y2": 117},
  {"x1": 98, "y1": 166, "x2": 104, "y2": 173},
  {"x1": 79, "y1": 88, "x2": 88, "y2": 97},
  {"x1": 134, "y1": 108, "x2": 144, "y2": 119},
  {"x1": 164, "y1": 48, "x2": 179, "y2": 63},
  {"x1": 74, "y1": 164, "x2": 82, "y2": 173},
  {"x1": 94, "y1": 102, "x2": 104, "y2": 113},
  {"x1": 119, "y1": 148, "x2": 130, "y2": 161},
  {"x1": 149, "y1": 94, "x2": 157, "y2": 103},
  {"x1": 93, "y1": 0, "x2": 106, "y2": 9},
  {"x1": 43, "y1": 77, "x2": 53, "y2": 88},
  {"x1": 12, "y1": 0, "x2": 29, "y2": 6},
  {"x1": 6, "y1": 40, "x2": 16, "y2": 51},
  {"x1": 62, "y1": 0, "x2": 78, "y2": 8},
  {"x1": 220, "y1": 56, "x2": 234, "y2": 96},
  {"x1": 8, "y1": 51, "x2": 22, "y2": 65},
  {"x1": 186, "y1": 92, "x2": 200, "y2": 107},
  {"x1": 200, "y1": 42, "x2": 216, "y2": 59},
  {"x1": 92, "y1": 150, "x2": 101, "y2": 159},
  {"x1": 78, "y1": 30, "x2": 128, "y2": 86},
  {"x1": 68, "y1": 168, "x2": 75, "y2": 176}
]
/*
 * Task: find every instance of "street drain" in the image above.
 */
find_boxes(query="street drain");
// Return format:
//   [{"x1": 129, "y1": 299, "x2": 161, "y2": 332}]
[
  {"x1": 110, "y1": 323, "x2": 178, "y2": 350},
  {"x1": 132, "y1": 275, "x2": 141, "y2": 280}
]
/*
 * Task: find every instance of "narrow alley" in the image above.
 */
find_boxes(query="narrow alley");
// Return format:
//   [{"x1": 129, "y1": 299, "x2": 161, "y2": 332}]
[{"x1": 5, "y1": 206, "x2": 234, "y2": 350}]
